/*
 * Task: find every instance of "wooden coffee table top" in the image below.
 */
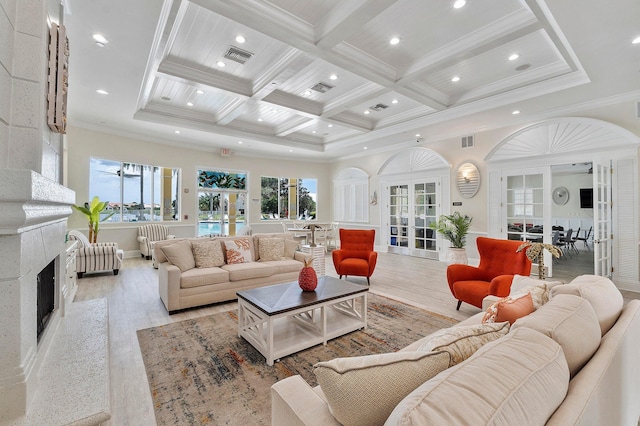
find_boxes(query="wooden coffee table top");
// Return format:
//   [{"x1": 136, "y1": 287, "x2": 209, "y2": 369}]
[{"x1": 237, "y1": 276, "x2": 368, "y2": 316}]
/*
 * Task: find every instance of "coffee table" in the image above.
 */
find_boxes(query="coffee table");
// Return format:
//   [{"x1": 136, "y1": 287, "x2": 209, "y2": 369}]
[{"x1": 237, "y1": 276, "x2": 368, "y2": 366}]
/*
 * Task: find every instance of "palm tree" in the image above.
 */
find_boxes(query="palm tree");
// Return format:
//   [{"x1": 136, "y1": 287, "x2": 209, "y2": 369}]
[{"x1": 517, "y1": 242, "x2": 562, "y2": 280}]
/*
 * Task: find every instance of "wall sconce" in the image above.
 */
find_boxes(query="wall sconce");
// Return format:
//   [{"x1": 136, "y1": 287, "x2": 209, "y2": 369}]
[
  {"x1": 456, "y1": 162, "x2": 480, "y2": 198},
  {"x1": 370, "y1": 190, "x2": 377, "y2": 205}
]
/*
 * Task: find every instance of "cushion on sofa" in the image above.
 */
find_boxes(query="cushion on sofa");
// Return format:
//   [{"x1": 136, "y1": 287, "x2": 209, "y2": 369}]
[
  {"x1": 284, "y1": 239, "x2": 299, "y2": 259},
  {"x1": 191, "y1": 239, "x2": 225, "y2": 268},
  {"x1": 221, "y1": 262, "x2": 274, "y2": 281},
  {"x1": 253, "y1": 233, "x2": 293, "y2": 261},
  {"x1": 417, "y1": 321, "x2": 510, "y2": 366},
  {"x1": 512, "y1": 293, "x2": 601, "y2": 377},
  {"x1": 385, "y1": 327, "x2": 569, "y2": 426},
  {"x1": 223, "y1": 238, "x2": 253, "y2": 264},
  {"x1": 258, "y1": 237, "x2": 286, "y2": 261},
  {"x1": 159, "y1": 240, "x2": 195, "y2": 272},
  {"x1": 180, "y1": 267, "x2": 230, "y2": 288},
  {"x1": 551, "y1": 274, "x2": 623, "y2": 335},
  {"x1": 314, "y1": 351, "x2": 450, "y2": 426},
  {"x1": 482, "y1": 292, "x2": 535, "y2": 325},
  {"x1": 261, "y1": 259, "x2": 304, "y2": 275}
]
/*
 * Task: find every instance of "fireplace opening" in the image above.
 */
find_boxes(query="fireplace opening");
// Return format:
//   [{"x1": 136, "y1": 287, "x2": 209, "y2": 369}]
[{"x1": 37, "y1": 259, "x2": 56, "y2": 341}]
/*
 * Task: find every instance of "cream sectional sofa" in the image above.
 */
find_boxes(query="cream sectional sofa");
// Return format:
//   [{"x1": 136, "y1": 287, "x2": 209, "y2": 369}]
[
  {"x1": 271, "y1": 275, "x2": 640, "y2": 425},
  {"x1": 156, "y1": 233, "x2": 311, "y2": 313}
]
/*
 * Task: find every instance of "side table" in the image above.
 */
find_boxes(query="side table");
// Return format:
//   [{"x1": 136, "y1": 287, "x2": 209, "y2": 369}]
[{"x1": 301, "y1": 244, "x2": 325, "y2": 276}]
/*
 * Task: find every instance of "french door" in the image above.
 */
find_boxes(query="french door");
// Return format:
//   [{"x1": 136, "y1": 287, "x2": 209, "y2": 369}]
[
  {"x1": 592, "y1": 160, "x2": 612, "y2": 277},
  {"x1": 387, "y1": 179, "x2": 439, "y2": 259}
]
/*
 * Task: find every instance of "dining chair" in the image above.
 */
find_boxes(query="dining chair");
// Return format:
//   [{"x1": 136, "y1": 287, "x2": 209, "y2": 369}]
[{"x1": 575, "y1": 226, "x2": 593, "y2": 250}]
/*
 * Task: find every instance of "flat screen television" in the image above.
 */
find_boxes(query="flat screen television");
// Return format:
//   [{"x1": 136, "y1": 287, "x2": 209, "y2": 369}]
[{"x1": 580, "y1": 188, "x2": 593, "y2": 208}]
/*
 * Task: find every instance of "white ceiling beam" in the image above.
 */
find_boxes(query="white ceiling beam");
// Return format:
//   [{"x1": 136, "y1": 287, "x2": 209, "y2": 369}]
[
  {"x1": 158, "y1": 58, "x2": 253, "y2": 97},
  {"x1": 276, "y1": 117, "x2": 317, "y2": 137},
  {"x1": 315, "y1": 0, "x2": 398, "y2": 49}
]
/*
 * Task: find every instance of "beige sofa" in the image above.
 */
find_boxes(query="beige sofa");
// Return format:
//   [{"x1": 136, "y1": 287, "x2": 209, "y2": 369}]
[
  {"x1": 271, "y1": 275, "x2": 640, "y2": 425},
  {"x1": 156, "y1": 233, "x2": 311, "y2": 313}
]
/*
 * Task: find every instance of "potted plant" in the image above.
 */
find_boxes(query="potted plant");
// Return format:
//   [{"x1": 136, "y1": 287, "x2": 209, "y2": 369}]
[
  {"x1": 72, "y1": 196, "x2": 115, "y2": 243},
  {"x1": 433, "y1": 211, "x2": 472, "y2": 264},
  {"x1": 516, "y1": 242, "x2": 562, "y2": 280}
]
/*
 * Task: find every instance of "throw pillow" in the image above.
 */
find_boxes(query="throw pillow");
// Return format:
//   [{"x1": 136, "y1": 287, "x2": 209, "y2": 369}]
[
  {"x1": 223, "y1": 238, "x2": 252, "y2": 264},
  {"x1": 314, "y1": 351, "x2": 450, "y2": 426},
  {"x1": 284, "y1": 239, "x2": 299, "y2": 259},
  {"x1": 551, "y1": 274, "x2": 623, "y2": 335},
  {"x1": 482, "y1": 292, "x2": 535, "y2": 325},
  {"x1": 417, "y1": 321, "x2": 510, "y2": 366},
  {"x1": 512, "y1": 293, "x2": 601, "y2": 377},
  {"x1": 159, "y1": 240, "x2": 195, "y2": 272},
  {"x1": 191, "y1": 239, "x2": 225, "y2": 268},
  {"x1": 258, "y1": 237, "x2": 285, "y2": 261}
]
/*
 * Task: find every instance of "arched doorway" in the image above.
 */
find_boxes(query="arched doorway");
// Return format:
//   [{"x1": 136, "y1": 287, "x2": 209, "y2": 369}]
[
  {"x1": 378, "y1": 147, "x2": 451, "y2": 260},
  {"x1": 485, "y1": 118, "x2": 639, "y2": 289}
]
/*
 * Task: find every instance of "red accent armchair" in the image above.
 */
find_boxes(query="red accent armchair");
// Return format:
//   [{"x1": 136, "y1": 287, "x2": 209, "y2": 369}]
[
  {"x1": 447, "y1": 237, "x2": 532, "y2": 310},
  {"x1": 332, "y1": 229, "x2": 378, "y2": 284}
]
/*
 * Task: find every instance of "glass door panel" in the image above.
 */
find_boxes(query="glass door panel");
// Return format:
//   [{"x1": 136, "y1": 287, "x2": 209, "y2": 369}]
[
  {"x1": 593, "y1": 160, "x2": 612, "y2": 277},
  {"x1": 506, "y1": 173, "x2": 544, "y2": 242},
  {"x1": 389, "y1": 185, "x2": 409, "y2": 250}
]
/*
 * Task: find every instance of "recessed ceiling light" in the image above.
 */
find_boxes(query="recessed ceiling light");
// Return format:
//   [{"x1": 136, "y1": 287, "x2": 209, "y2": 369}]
[
  {"x1": 174, "y1": 130, "x2": 180, "y2": 134},
  {"x1": 451, "y1": 76, "x2": 461, "y2": 82},
  {"x1": 329, "y1": 74, "x2": 338, "y2": 80},
  {"x1": 633, "y1": 36, "x2": 640, "y2": 44},
  {"x1": 238, "y1": 141, "x2": 243, "y2": 144},
  {"x1": 216, "y1": 61, "x2": 226, "y2": 67},
  {"x1": 389, "y1": 37, "x2": 400, "y2": 45},
  {"x1": 391, "y1": 99, "x2": 398, "y2": 104},
  {"x1": 235, "y1": 35, "x2": 246, "y2": 44},
  {"x1": 328, "y1": 124, "x2": 333, "y2": 128},
  {"x1": 364, "y1": 110, "x2": 370, "y2": 114},
  {"x1": 364, "y1": 147, "x2": 368, "y2": 150},
  {"x1": 96, "y1": 89, "x2": 109, "y2": 95},
  {"x1": 508, "y1": 53, "x2": 520, "y2": 61},
  {"x1": 312, "y1": 130, "x2": 317, "y2": 134},
  {"x1": 512, "y1": 110, "x2": 521, "y2": 115},
  {"x1": 304, "y1": 89, "x2": 312, "y2": 96},
  {"x1": 187, "y1": 102, "x2": 193, "y2": 106},
  {"x1": 92, "y1": 34, "x2": 108, "y2": 44},
  {"x1": 415, "y1": 133, "x2": 421, "y2": 137},
  {"x1": 289, "y1": 149, "x2": 293, "y2": 152},
  {"x1": 257, "y1": 118, "x2": 263, "y2": 122},
  {"x1": 453, "y1": 0, "x2": 466, "y2": 8},
  {"x1": 196, "y1": 89, "x2": 204, "y2": 94}
]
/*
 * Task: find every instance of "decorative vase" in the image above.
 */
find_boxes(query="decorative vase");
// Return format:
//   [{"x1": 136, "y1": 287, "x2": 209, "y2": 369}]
[
  {"x1": 298, "y1": 258, "x2": 318, "y2": 291},
  {"x1": 447, "y1": 248, "x2": 468, "y2": 265}
]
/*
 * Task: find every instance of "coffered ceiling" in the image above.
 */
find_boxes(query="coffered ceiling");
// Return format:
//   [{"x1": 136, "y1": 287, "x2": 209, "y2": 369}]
[{"x1": 64, "y1": 0, "x2": 640, "y2": 160}]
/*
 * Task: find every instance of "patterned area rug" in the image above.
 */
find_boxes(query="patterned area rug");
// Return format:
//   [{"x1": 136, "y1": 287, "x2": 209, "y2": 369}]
[{"x1": 137, "y1": 293, "x2": 457, "y2": 425}]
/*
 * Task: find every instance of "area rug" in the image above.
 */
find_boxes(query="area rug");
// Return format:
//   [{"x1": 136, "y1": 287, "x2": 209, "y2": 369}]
[{"x1": 137, "y1": 293, "x2": 457, "y2": 425}]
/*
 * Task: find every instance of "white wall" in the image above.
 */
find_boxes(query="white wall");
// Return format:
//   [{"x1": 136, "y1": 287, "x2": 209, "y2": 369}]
[{"x1": 551, "y1": 172, "x2": 594, "y2": 233}]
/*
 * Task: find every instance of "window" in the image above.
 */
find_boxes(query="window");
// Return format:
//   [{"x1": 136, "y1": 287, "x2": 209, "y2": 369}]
[
  {"x1": 261, "y1": 177, "x2": 317, "y2": 220},
  {"x1": 89, "y1": 157, "x2": 180, "y2": 222},
  {"x1": 197, "y1": 169, "x2": 248, "y2": 236},
  {"x1": 333, "y1": 168, "x2": 369, "y2": 223}
]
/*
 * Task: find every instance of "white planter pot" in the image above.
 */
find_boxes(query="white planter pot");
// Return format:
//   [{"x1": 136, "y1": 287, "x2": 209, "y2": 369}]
[{"x1": 447, "y1": 248, "x2": 468, "y2": 265}]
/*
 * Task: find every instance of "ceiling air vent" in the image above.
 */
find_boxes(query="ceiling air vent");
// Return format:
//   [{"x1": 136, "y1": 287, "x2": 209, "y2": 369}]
[
  {"x1": 369, "y1": 103, "x2": 389, "y2": 112},
  {"x1": 223, "y1": 46, "x2": 254, "y2": 65},
  {"x1": 461, "y1": 135, "x2": 474, "y2": 148},
  {"x1": 310, "y1": 82, "x2": 334, "y2": 93}
]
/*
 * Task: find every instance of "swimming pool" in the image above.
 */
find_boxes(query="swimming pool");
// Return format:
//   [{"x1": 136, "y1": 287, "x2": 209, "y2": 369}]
[{"x1": 198, "y1": 222, "x2": 246, "y2": 236}]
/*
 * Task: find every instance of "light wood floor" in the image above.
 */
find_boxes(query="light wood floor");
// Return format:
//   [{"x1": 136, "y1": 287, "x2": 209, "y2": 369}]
[{"x1": 73, "y1": 249, "x2": 638, "y2": 425}]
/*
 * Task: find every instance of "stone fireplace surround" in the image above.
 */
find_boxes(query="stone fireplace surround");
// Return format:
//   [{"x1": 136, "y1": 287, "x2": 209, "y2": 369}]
[{"x1": 0, "y1": 169, "x2": 75, "y2": 420}]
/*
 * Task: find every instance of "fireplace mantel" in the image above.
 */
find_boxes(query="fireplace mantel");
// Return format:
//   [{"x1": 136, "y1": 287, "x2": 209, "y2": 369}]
[{"x1": 0, "y1": 169, "x2": 75, "y2": 235}]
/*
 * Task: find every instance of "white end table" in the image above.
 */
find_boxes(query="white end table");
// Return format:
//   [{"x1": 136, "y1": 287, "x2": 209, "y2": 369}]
[{"x1": 301, "y1": 244, "x2": 325, "y2": 276}]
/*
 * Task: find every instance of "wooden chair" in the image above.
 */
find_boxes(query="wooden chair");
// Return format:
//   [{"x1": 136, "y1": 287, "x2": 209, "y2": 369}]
[
  {"x1": 447, "y1": 237, "x2": 532, "y2": 310},
  {"x1": 332, "y1": 229, "x2": 377, "y2": 284}
]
